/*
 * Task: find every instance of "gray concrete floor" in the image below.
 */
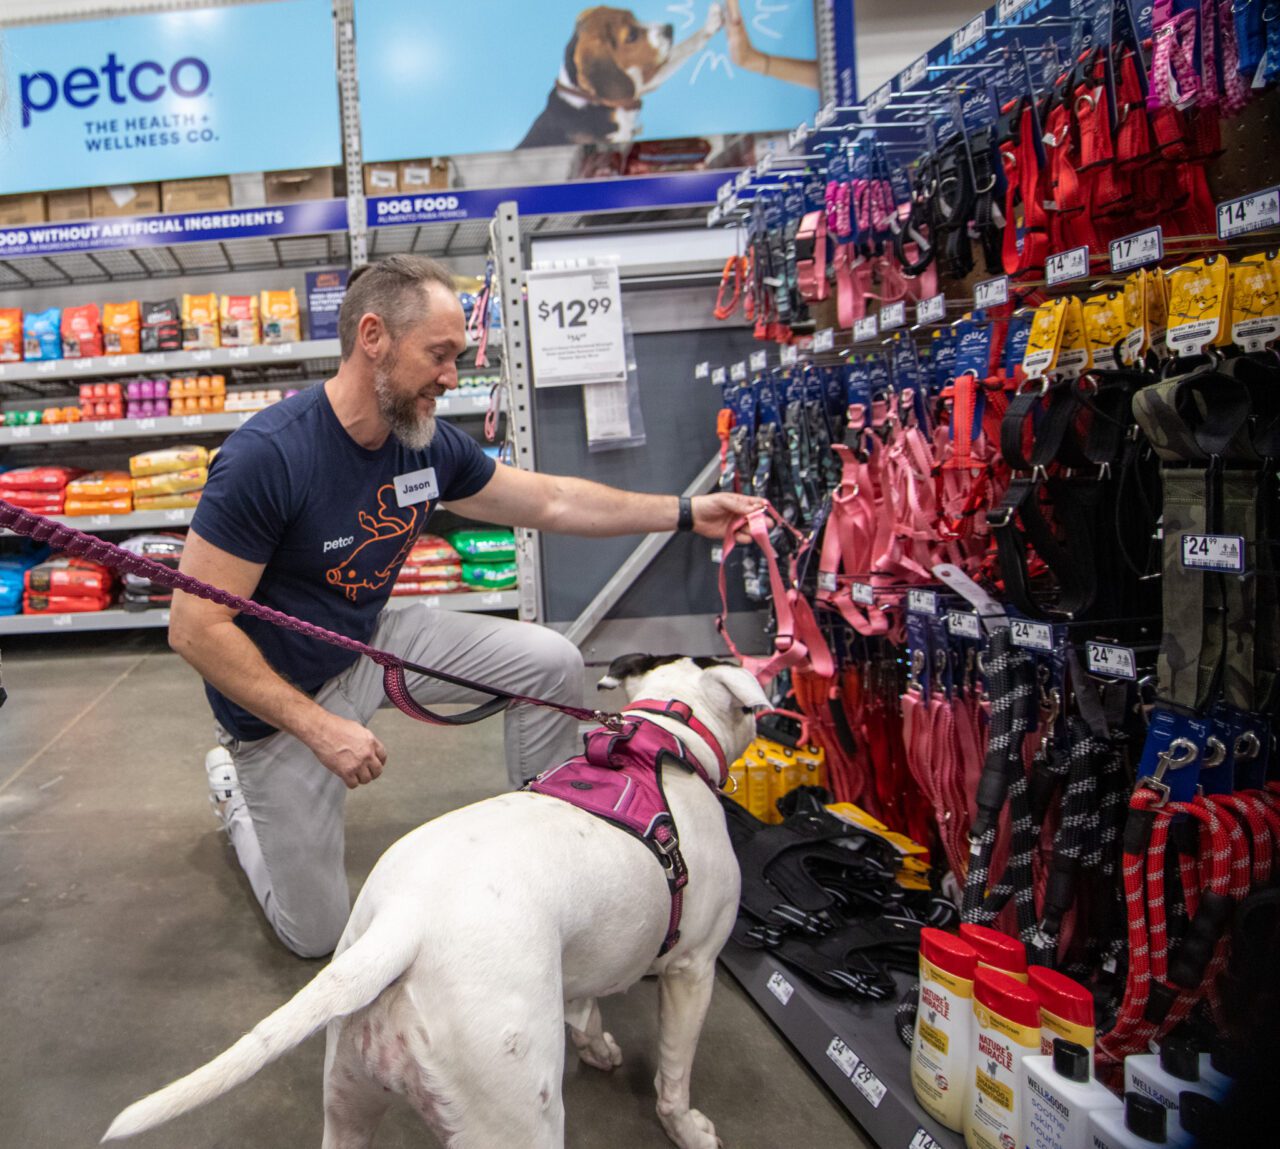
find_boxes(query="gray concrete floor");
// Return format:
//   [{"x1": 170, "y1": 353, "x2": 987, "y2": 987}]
[{"x1": 0, "y1": 632, "x2": 870, "y2": 1148}]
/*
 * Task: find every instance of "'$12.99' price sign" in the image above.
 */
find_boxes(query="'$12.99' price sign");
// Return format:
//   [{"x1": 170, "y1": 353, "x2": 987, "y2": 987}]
[{"x1": 526, "y1": 265, "x2": 627, "y2": 387}]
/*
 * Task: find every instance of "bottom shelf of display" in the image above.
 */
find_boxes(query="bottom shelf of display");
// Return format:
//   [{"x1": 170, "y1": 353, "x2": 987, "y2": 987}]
[
  {"x1": 0, "y1": 590, "x2": 521, "y2": 636},
  {"x1": 719, "y1": 938, "x2": 964, "y2": 1149}
]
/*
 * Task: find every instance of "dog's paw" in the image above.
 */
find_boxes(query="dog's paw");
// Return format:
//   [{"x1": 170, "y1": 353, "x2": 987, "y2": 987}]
[
  {"x1": 703, "y1": 3, "x2": 724, "y2": 35},
  {"x1": 572, "y1": 1028, "x2": 622, "y2": 1072},
  {"x1": 658, "y1": 1106, "x2": 720, "y2": 1149}
]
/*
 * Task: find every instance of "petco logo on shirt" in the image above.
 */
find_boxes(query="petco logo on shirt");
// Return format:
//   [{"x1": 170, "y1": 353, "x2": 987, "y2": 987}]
[{"x1": 322, "y1": 535, "x2": 356, "y2": 554}]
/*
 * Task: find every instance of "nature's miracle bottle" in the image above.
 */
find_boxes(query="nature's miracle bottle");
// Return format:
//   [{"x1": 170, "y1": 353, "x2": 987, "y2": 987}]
[
  {"x1": 911, "y1": 928, "x2": 979, "y2": 1131},
  {"x1": 964, "y1": 967, "x2": 1040, "y2": 1149}
]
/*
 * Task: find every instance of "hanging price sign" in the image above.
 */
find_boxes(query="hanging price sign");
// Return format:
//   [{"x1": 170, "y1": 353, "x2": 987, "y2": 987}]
[
  {"x1": 854, "y1": 315, "x2": 879, "y2": 342},
  {"x1": 916, "y1": 294, "x2": 947, "y2": 324},
  {"x1": 1045, "y1": 245, "x2": 1090, "y2": 286},
  {"x1": 900, "y1": 53, "x2": 929, "y2": 90},
  {"x1": 1010, "y1": 618, "x2": 1054, "y2": 652},
  {"x1": 952, "y1": 13, "x2": 986, "y2": 53},
  {"x1": 712, "y1": 366, "x2": 727, "y2": 386},
  {"x1": 975, "y1": 276, "x2": 1009, "y2": 309},
  {"x1": 881, "y1": 301, "x2": 906, "y2": 330},
  {"x1": 815, "y1": 100, "x2": 838, "y2": 128},
  {"x1": 750, "y1": 349, "x2": 768, "y2": 371},
  {"x1": 908, "y1": 589, "x2": 939, "y2": 616},
  {"x1": 1216, "y1": 186, "x2": 1280, "y2": 240},
  {"x1": 695, "y1": 361, "x2": 710, "y2": 379},
  {"x1": 789, "y1": 121, "x2": 810, "y2": 149},
  {"x1": 852, "y1": 582, "x2": 875, "y2": 606},
  {"x1": 1110, "y1": 226, "x2": 1163, "y2": 273},
  {"x1": 526, "y1": 265, "x2": 626, "y2": 387},
  {"x1": 1181, "y1": 533, "x2": 1246, "y2": 573},
  {"x1": 814, "y1": 328, "x2": 835, "y2": 352},
  {"x1": 780, "y1": 344, "x2": 799, "y2": 366},
  {"x1": 1086, "y1": 642, "x2": 1137, "y2": 679},
  {"x1": 947, "y1": 611, "x2": 981, "y2": 639},
  {"x1": 730, "y1": 361, "x2": 747, "y2": 381},
  {"x1": 864, "y1": 81, "x2": 893, "y2": 118}
]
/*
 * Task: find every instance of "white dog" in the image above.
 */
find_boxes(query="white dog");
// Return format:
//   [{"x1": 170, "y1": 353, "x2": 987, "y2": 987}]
[{"x1": 104, "y1": 656, "x2": 767, "y2": 1148}]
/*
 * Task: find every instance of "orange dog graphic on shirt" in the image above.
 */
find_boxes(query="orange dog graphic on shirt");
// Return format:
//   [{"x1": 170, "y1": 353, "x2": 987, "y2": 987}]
[{"x1": 325, "y1": 484, "x2": 420, "y2": 602}]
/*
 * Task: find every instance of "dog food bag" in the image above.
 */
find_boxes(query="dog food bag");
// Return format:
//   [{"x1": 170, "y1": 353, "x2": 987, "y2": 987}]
[
  {"x1": 103, "y1": 301, "x2": 142, "y2": 355},
  {"x1": 392, "y1": 577, "x2": 463, "y2": 596},
  {"x1": 122, "y1": 587, "x2": 174, "y2": 611},
  {"x1": 140, "y1": 299, "x2": 182, "y2": 353},
  {"x1": 133, "y1": 491, "x2": 202, "y2": 511},
  {"x1": 25, "y1": 556, "x2": 113, "y2": 597},
  {"x1": 131, "y1": 466, "x2": 207, "y2": 496},
  {"x1": 23, "y1": 308, "x2": 62, "y2": 360},
  {"x1": 120, "y1": 533, "x2": 185, "y2": 589},
  {"x1": 24, "y1": 591, "x2": 112, "y2": 614},
  {"x1": 0, "y1": 309, "x2": 21, "y2": 361},
  {"x1": 66, "y1": 471, "x2": 134, "y2": 500},
  {"x1": 128, "y1": 444, "x2": 209, "y2": 478},
  {"x1": 460, "y1": 560, "x2": 518, "y2": 590},
  {"x1": 449, "y1": 529, "x2": 517, "y2": 563},
  {"x1": 0, "y1": 492, "x2": 65, "y2": 513},
  {"x1": 182, "y1": 293, "x2": 221, "y2": 350},
  {"x1": 61, "y1": 304, "x2": 104, "y2": 359},
  {"x1": 260, "y1": 289, "x2": 302, "y2": 343},
  {"x1": 63, "y1": 495, "x2": 134, "y2": 517},
  {"x1": 407, "y1": 534, "x2": 460, "y2": 564},
  {"x1": 398, "y1": 561, "x2": 463, "y2": 581},
  {"x1": 220, "y1": 294, "x2": 261, "y2": 346},
  {"x1": 0, "y1": 466, "x2": 85, "y2": 493}
]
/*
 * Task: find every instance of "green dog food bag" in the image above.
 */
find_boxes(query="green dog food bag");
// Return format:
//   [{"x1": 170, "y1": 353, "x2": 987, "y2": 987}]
[
  {"x1": 449, "y1": 528, "x2": 516, "y2": 563},
  {"x1": 460, "y1": 560, "x2": 518, "y2": 590}
]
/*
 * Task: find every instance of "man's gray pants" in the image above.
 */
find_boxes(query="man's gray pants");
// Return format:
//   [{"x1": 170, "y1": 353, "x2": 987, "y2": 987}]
[{"x1": 215, "y1": 603, "x2": 584, "y2": 957}]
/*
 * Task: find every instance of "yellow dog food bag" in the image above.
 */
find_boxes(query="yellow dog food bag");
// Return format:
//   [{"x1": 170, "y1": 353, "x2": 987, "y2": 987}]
[{"x1": 260, "y1": 289, "x2": 301, "y2": 343}]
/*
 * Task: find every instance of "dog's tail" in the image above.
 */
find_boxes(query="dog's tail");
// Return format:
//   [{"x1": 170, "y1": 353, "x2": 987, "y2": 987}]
[{"x1": 101, "y1": 908, "x2": 418, "y2": 1141}]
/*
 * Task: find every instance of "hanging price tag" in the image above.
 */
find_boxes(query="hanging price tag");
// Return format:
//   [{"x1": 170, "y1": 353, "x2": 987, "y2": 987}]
[
  {"x1": 916, "y1": 294, "x2": 946, "y2": 324},
  {"x1": 852, "y1": 582, "x2": 875, "y2": 606},
  {"x1": 818, "y1": 571, "x2": 838, "y2": 592},
  {"x1": 735, "y1": 168, "x2": 753, "y2": 191},
  {"x1": 1181, "y1": 533, "x2": 1245, "y2": 573},
  {"x1": 757, "y1": 153, "x2": 774, "y2": 176},
  {"x1": 750, "y1": 350, "x2": 768, "y2": 371},
  {"x1": 864, "y1": 81, "x2": 893, "y2": 118},
  {"x1": 706, "y1": 205, "x2": 722, "y2": 227},
  {"x1": 814, "y1": 328, "x2": 835, "y2": 352},
  {"x1": 789, "y1": 121, "x2": 810, "y2": 149},
  {"x1": 695, "y1": 361, "x2": 710, "y2": 379},
  {"x1": 717, "y1": 181, "x2": 732, "y2": 204},
  {"x1": 952, "y1": 13, "x2": 986, "y2": 53},
  {"x1": 1110, "y1": 226, "x2": 1164, "y2": 273},
  {"x1": 780, "y1": 344, "x2": 799, "y2": 366},
  {"x1": 900, "y1": 53, "x2": 929, "y2": 90},
  {"x1": 1216, "y1": 186, "x2": 1280, "y2": 240},
  {"x1": 710, "y1": 545, "x2": 723, "y2": 564},
  {"x1": 1086, "y1": 642, "x2": 1138, "y2": 679},
  {"x1": 975, "y1": 276, "x2": 1009, "y2": 309},
  {"x1": 881, "y1": 301, "x2": 906, "y2": 330},
  {"x1": 814, "y1": 100, "x2": 837, "y2": 128},
  {"x1": 947, "y1": 611, "x2": 981, "y2": 639},
  {"x1": 730, "y1": 361, "x2": 747, "y2": 381},
  {"x1": 854, "y1": 315, "x2": 879, "y2": 342},
  {"x1": 527, "y1": 265, "x2": 626, "y2": 387},
  {"x1": 712, "y1": 366, "x2": 727, "y2": 386},
  {"x1": 908, "y1": 589, "x2": 939, "y2": 616},
  {"x1": 1010, "y1": 618, "x2": 1054, "y2": 652},
  {"x1": 1045, "y1": 245, "x2": 1090, "y2": 287}
]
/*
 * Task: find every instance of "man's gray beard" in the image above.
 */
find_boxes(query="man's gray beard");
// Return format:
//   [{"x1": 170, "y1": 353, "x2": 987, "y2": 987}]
[{"x1": 373, "y1": 365, "x2": 437, "y2": 450}]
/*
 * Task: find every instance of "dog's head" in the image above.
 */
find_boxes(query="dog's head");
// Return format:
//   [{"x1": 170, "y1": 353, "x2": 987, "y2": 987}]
[
  {"x1": 597, "y1": 653, "x2": 768, "y2": 766},
  {"x1": 564, "y1": 7, "x2": 674, "y2": 105}
]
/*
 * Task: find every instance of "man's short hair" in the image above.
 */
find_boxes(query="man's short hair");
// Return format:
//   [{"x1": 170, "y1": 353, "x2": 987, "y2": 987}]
[{"x1": 338, "y1": 254, "x2": 456, "y2": 359}]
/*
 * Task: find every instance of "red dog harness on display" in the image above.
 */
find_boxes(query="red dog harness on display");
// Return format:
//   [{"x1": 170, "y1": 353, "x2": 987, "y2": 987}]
[
  {"x1": 527, "y1": 701, "x2": 727, "y2": 956},
  {"x1": 796, "y1": 210, "x2": 829, "y2": 302}
]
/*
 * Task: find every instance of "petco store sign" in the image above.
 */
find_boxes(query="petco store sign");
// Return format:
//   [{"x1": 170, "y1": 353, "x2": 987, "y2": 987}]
[{"x1": 0, "y1": 0, "x2": 340, "y2": 195}]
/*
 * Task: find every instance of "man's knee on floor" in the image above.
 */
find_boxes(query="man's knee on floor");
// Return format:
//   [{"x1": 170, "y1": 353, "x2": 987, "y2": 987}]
[{"x1": 524, "y1": 626, "x2": 584, "y2": 699}]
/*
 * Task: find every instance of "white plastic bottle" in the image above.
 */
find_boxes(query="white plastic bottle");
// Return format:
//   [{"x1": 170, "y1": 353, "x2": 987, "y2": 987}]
[
  {"x1": 1124, "y1": 1035, "x2": 1226, "y2": 1113},
  {"x1": 964, "y1": 967, "x2": 1041, "y2": 1149},
  {"x1": 1022, "y1": 1039, "x2": 1122, "y2": 1149},
  {"x1": 911, "y1": 927, "x2": 980, "y2": 1132},
  {"x1": 1088, "y1": 1091, "x2": 1193, "y2": 1148}
]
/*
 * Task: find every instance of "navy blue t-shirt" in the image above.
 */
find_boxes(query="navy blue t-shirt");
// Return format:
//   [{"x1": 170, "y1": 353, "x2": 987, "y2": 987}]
[{"x1": 190, "y1": 385, "x2": 496, "y2": 740}]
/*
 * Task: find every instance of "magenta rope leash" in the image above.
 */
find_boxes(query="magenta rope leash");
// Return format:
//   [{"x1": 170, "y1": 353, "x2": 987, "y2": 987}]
[{"x1": 0, "y1": 498, "x2": 613, "y2": 728}]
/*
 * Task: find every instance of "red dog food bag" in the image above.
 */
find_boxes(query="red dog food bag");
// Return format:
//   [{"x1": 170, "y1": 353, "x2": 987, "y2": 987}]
[
  {"x1": 0, "y1": 466, "x2": 86, "y2": 493},
  {"x1": 61, "y1": 304, "x2": 104, "y2": 359},
  {"x1": 24, "y1": 591, "x2": 112, "y2": 614},
  {"x1": 25, "y1": 557, "x2": 114, "y2": 597},
  {"x1": 0, "y1": 309, "x2": 22, "y2": 362}
]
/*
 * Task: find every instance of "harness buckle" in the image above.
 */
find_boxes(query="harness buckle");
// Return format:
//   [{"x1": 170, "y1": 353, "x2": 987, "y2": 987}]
[
  {"x1": 987, "y1": 506, "x2": 1015, "y2": 529},
  {"x1": 595, "y1": 710, "x2": 626, "y2": 732}
]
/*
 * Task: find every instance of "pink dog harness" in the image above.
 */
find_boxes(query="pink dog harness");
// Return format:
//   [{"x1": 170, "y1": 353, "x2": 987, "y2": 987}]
[{"x1": 527, "y1": 699, "x2": 727, "y2": 956}]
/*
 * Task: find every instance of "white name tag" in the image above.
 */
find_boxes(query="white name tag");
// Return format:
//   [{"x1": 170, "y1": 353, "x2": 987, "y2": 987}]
[{"x1": 393, "y1": 466, "x2": 439, "y2": 507}]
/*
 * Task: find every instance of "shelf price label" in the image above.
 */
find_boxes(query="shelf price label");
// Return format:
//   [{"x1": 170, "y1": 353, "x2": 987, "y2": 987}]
[
  {"x1": 1011, "y1": 618, "x2": 1054, "y2": 652},
  {"x1": 73, "y1": 358, "x2": 95, "y2": 372},
  {"x1": 910, "y1": 1131, "x2": 946, "y2": 1149},
  {"x1": 1110, "y1": 226, "x2": 1163, "y2": 273},
  {"x1": 730, "y1": 361, "x2": 747, "y2": 382},
  {"x1": 1181, "y1": 533, "x2": 1245, "y2": 573},
  {"x1": 814, "y1": 328, "x2": 835, "y2": 352},
  {"x1": 9, "y1": 426, "x2": 31, "y2": 440},
  {"x1": 851, "y1": 1060, "x2": 887, "y2": 1108},
  {"x1": 1045, "y1": 245, "x2": 1089, "y2": 286},
  {"x1": 916, "y1": 294, "x2": 946, "y2": 324},
  {"x1": 826, "y1": 1036, "x2": 859, "y2": 1077},
  {"x1": 181, "y1": 415, "x2": 205, "y2": 428},
  {"x1": 908, "y1": 589, "x2": 939, "y2": 616},
  {"x1": 947, "y1": 610, "x2": 981, "y2": 639},
  {"x1": 229, "y1": 346, "x2": 250, "y2": 359},
  {"x1": 190, "y1": 349, "x2": 212, "y2": 362},
  {"x1": 1086, "y1": 641, "x2": 1137, "y2": 679},
  {"x1": 49, "y1": 424, "x2": 70, "y2": 437},
  {"x1": 1217, "y1": 186, "x2": 1280, "y2": 240},
  {"x1": 144, "y1": 354, "x2": 166, "y2": 367},
  {"x1": 35, "y1": 361, "x2": 56, "y2": 375},
  {"x1": 750, "y1": 349, "x2": 768, "y2": 371},
  {"x1": 93, "y1": 421, "x2": 113, "y2": 434},
  {"x1": 854, "y1": 315, "x2": 879, "y2": 342},
  {"x1": 480, "y1": 592, "x2": 503, "y2": 606},
  {"x1": 881, "y1": 301, "x2": 906, "y2": 330},
  {"x1": 163, "y1": 509, "x2": 187, "y2": 523},
  {"x1": 975, "y1": 276, "x2": 1009, "y2": 309},
  {"x1": 526, "y1": 264, "x2": 626, "y2": 387},
  {"x1": 900, "y1": 53, "x2": 929, "y2": 91},
  {"x1": 766, "y1": 970, "x2": 795, "y2": 1005}
]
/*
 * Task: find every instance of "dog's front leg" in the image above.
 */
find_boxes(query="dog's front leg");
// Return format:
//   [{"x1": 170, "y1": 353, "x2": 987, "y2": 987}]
[
  {"x1": 565, "y1": 997, "x2": 622, "y2": 1071},
  {"x1": 653, "y1": 959, "x2": 721, "y2": 1149},
  {"x1": 641, "y1": 3, "x2": 724, "y2": 92}
]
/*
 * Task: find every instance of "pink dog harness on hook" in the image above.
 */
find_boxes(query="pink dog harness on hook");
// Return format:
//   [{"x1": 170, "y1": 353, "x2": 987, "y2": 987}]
[{"x1": 527, "y1": 699, "x2": 727, "y2": 956}]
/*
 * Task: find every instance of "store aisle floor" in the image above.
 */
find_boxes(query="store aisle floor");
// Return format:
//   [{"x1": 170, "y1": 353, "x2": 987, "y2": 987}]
[{"x1": 0, "y1": 634, "x2": 869, "y2": 1149}]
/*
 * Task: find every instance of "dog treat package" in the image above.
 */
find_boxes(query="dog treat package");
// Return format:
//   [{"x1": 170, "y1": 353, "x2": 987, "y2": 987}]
[
  {"x1": 182, "y1": 293, "x2": 221, "y2": 350},
  {"x1": 119, "y1": 533, "x2": 185, "y2": 590},
  {"x1": 220, "y1": 294, "x2": 261, "y2": 346},
  {"x1": 23, "y1": 308, "x2": 62, "y2": 360},
  {"x1": 392, "y1": 577, "x2": 463, "y2": 596},
  {"x1": 24, "y1": 590, "x2": 113, "y2": 614},
  {"x1": 448, "y1": 529, "x2": 516, "y2": 564},
  {"x1": 397, "y1": 561, "x2": 463, "y2": 581},
  {"x1": 460, "y1": 560, "x2": 518, "y2": 590},
  {"x1": 103, "y1": 301, "x2": 142, "y2": 355},
  {"x1": 128, "y1": 444, "x2": 209, "y2": 478},
  {"x1": 133, "y1": 491, "x2": 202, "y2": 511},
  {"x1": 60, "y1": 304, "x2": 104, "y2": 359},
  {"x1": 0, "y1": 309, "x2": 22, "y2": 361},
  {"x1": 406, "y1": 535, "x2": 460, "y2": 565},
  {"x1": 63, "y1": 495, "x2": 134, "y2": 516},
  {"x1": 25, "y1": 556, "x2": 114, "y2": 597},
  {"x1": 140, "y1": 299, "x2": 182, "y2": 353},
  {"x1": 0, "y1": 465, "x2": 85, "y2": 493},
  {"x1": 260, "y1": 289, "x2": 302, "y2": 343},
  {"x1": 131, "y1": 466, "x2": 207, "y2": 497},
  {"x1": 65, "y1": 471, "x2": 134, "y2": 500}
]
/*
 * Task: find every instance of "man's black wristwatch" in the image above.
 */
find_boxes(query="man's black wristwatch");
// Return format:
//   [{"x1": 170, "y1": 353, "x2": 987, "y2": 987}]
[{"x1": 677, "y1": 495, "x2": 695, "y2": 532}]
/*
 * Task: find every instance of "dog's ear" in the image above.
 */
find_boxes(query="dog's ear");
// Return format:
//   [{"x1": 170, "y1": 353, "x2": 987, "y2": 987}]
[
  {"x1": 702, "y1": 664, "x2": 770, "y2": 712},
  {"x1": 597, "y1": 652, "x2": 659, "y2": 691},
  {"x1": 582, "y1": 52, "x2": 636, "y2": 103}
]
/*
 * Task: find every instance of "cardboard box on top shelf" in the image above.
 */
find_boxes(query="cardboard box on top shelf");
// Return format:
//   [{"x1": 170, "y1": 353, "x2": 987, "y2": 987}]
[
  {"x1": 161, "y1": 177, "x2": 232, "y2": 214},
  {"x1": 264, "y1": 168, "x2": 336, "y2": 204},
  {"x1": 91, "y1": 183, "x2": 161, "y2": 218},
  {"x1": 46, "y1": 188, "x2": 92, "y2": 222},
  {"x1": 398, "y1": 159, "x2": 450, "y2": 191},
  {"x1": 0, "y1": 193, "x2": 47, "y2": 227},
  {"x1": 364, "y1": 163, "x2": 399, "y2": 195},
  {"x1": 231, "y1": 172, "x2": 267, "y2": 207}
]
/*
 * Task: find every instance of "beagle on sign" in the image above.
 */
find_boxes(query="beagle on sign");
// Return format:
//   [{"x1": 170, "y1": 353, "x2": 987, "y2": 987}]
[{"x1": 519, "y1": 4, "x2": 723, "y2": 147}]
